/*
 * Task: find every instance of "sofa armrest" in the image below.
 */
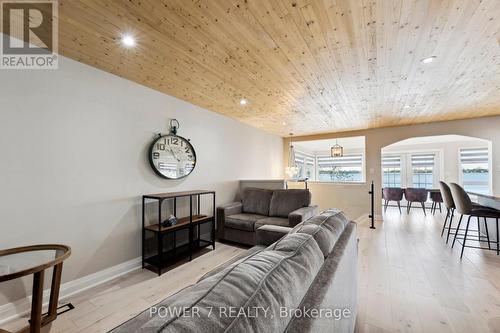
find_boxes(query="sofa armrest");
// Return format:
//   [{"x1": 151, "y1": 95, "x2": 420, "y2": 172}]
[
  {"x1": 288, "y1": 205, "x2": 319, "y2": 227},
  {"x1": 256, "y1": 225, "x2": 292, "y2": 246},
  {"x1": 216, "y1": 202, "x2": 243, "y2": 239}
]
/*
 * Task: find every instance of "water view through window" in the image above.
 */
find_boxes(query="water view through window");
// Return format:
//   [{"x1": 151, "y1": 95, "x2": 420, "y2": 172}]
[
  {"x1": 292, "y1": 136, "x2": 366, "y2": 183},
  {"x1": 460, "y1": 148, "x2": 490, "y2": 194}
]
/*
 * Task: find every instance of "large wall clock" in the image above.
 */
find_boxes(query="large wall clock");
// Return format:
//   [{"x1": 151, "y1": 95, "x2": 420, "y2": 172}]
[{"x1": 148, "y1": 120, "x2": 196, "y2": 179}]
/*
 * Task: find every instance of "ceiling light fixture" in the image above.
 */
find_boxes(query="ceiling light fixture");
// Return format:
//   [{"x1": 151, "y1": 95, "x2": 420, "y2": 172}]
[
  {"x1": 282, "y1": 121, "x2": 287, "y2": 125},
  {"x1": 121, "y1": 34, "x2": 136, "y2": 48},
  {"x1": 331, "y1": 139, "x2": 344, "y2": 157},
  {"x1": 239, "y1": 99, "x2": 248, "y2": 106},
  {"x1": 421, "y1": 56, "x2": 436, "y2": 64},
  {"x1": 285, "y1": 133, "x2": 299, "y2": 178},
  {"x1": 404, "y1": 105, "x2": 411, "y2": 109}
]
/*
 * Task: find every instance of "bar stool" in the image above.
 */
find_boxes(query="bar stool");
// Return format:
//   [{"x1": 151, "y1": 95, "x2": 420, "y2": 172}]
[
  {"x1": 430, "y1": 191, "x2": 443, "y2": 214},
  {"x1": 450, "y1": 183, "x2": 500, "y2": 258},
  {"x1": 439, "y1": 181, "x2": 455, "y2": 243},
  {"x1": 443, "y1": 181, "x2": 490, "y2": 245},
  {"x1": 382, "y1": 187, "x2": 404, "y2": 213}
]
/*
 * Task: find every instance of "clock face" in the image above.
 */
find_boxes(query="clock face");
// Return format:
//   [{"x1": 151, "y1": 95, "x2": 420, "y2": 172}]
[{"x1": 149, "y1": 135, "x2": 196, "y2": 179}]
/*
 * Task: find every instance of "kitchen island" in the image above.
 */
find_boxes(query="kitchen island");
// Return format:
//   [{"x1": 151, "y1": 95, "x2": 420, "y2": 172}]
[{"x1": 469, "y1": 192, "x2": 500, "y2": 244}]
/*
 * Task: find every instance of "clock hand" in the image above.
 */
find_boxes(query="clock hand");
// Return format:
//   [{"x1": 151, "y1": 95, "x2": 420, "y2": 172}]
[{"x1": 168, "y1": 147, "x2": 180, "y2": 162}]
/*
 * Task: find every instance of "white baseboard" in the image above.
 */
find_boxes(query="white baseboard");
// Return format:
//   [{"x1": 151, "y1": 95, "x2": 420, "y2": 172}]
[{"x1": 0, "y1": 256, "x2": 142, "y2": 325}]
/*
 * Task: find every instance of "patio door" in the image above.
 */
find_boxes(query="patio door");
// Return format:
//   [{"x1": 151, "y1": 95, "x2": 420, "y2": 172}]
[
  {"x1": 408, "y1": 153, "x2": 437, "y2": 189},
  {"x1": 382, "y1": 151, "x2": 439, "y2": 189}
]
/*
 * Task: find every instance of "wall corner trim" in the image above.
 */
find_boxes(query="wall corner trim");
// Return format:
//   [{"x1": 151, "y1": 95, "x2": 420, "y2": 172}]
[{"x1": 0, "y1": 256, "x2": 142, "y2": 325}]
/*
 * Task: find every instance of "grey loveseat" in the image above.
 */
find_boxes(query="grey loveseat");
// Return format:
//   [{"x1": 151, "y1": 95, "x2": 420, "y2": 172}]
[
  {"x1": 110, "y1": 209, "x2": 358, "y2": 333},
  {"x1": 217, "y1": 187, "x2": 318, "y2": 245}
]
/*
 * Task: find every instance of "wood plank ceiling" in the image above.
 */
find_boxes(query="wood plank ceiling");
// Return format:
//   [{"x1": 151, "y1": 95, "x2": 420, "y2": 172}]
[{"x1": 16, "y1": 0, "x2": 500, "y2": 136}]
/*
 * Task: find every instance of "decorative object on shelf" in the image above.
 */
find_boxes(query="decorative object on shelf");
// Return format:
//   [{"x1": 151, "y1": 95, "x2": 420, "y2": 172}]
[
  {"x1": 331, "y1": 138, "x2": 344, "y2": 157},
  {"x1": 168, "y1": 214, "x2": 178, "y2": 225},
  {"x1": 161, "y1": 214, "x2": 178, "y2": 227},
  {"x1": 285, "y1": 133, "x2": 299, "y2": 178},
  {"x1": 149, "y1": 119, "x2": 197, "y2": 179}
]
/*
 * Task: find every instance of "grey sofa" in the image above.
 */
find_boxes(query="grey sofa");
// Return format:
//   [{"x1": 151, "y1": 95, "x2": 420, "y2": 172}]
[
  {"x1": 110, "y1": 209, "x2": 358, "y2": 333},
  {"x1": 217, "y1": 187, "x2": 318, "y2": 245}
]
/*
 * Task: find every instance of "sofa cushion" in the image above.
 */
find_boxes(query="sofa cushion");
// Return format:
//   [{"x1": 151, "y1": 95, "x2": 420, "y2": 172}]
[
  {"x1": 111, "y1": 233, "x2": 324, "y2": 333},
  {"x1": 256, "y1": 225, "x2": 292, "y2": 246},
  {"x1": 291, "y1": 224, "x2": 332, "y2": 257},
  {"x1": 291, "y1": 209, "x2": 350, "y2": 257},
  {"x1": 269, "y1": 189, "x2": 311, "y2": 218},
  {"x1": 242, "y1": 187, "x2": 273, "y2": 216},
  {"x1": 197, "y1": 245, "x2": 265, "y2": 282},
  {"x1": 225, "y1": 213, "x2": 266, "y2": 231},
  {"x1": 255, "y1": 216, "x2": 289, "y2": 229}
]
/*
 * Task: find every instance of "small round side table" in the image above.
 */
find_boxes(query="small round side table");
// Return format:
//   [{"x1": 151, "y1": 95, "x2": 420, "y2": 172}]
[{"x1": 0, "y1": 244, "x2": 71, "y2": 333}]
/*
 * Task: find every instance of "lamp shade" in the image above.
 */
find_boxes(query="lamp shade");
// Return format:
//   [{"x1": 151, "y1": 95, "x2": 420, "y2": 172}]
[{"x1": 331, "y1": 143, "x2": 343, "y2": 157}]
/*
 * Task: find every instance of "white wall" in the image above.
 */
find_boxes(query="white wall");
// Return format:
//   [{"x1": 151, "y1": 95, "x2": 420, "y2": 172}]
[{"x1": 0, "y1": 55, "x2": 283, "y2": 305}]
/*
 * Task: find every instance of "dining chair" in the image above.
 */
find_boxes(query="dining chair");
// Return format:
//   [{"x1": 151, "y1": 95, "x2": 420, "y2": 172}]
[
  {"x1": 430, "y1": 191, "x2": 443, "y2": 214},
  {"x1": 404, "y1": 188, "x2": 428, "y2": 215},
  {"x1": 382, "y1": 187, "x2": 404, "y2": 213},
  {"x1": 449, "y1": 183, "x2": 500, "y2": 258}
]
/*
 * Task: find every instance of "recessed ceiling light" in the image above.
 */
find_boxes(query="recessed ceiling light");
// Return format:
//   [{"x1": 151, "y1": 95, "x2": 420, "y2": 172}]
[
  {"x1": 421, "y1": 56, "x2": 436, "y2": 64},
  {"x1": 239, "y1": 99, "x2": 247, "y2": 106},
  {"x1": 121, "y1": 34, "x2": 136, "y2": 48},
  {"x1": 282, "y1": 121, "x2": 287, "y2": 125},
  {"x1": 404, "y1": 105, "x2": 411, "y2": 109}
]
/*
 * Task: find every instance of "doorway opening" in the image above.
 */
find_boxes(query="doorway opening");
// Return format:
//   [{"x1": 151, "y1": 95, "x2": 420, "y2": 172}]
[{"x1": 381, "y1": 135, "x2": 492, "y2": 212}]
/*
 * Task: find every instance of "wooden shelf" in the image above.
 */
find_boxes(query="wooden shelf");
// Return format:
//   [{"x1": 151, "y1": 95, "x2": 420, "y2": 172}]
[
  {"x1": 143, "y1": 190, "x2": 214, "y2": 200},
  {"x1": 144, "y1": 214, "x2": 213, "y2": 233}
]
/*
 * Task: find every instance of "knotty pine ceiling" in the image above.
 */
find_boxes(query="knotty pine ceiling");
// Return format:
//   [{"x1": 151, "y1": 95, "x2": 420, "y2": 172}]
[{"x1": 14, "y1": 0, "x2": 500, "y2": 136}]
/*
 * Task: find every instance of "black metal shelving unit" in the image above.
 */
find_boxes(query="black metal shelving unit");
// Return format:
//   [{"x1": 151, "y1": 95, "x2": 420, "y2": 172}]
[{"x1": 142, "y1": 190, "x2": 216, "y2": 275}]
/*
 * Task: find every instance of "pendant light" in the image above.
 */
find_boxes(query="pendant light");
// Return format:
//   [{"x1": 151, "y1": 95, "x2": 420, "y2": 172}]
[
  {"x1": 285, "y1": 134, "x2": 299, "y2": 178},
  {"x1": 331, "y1": 138, "x2": 343, "y2": 157}
]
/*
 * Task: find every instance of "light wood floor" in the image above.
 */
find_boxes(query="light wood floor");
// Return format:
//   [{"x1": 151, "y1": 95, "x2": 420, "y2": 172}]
[
  {"x1": 3, "y1": 210, "x2": 500, "y2": 333},
  {"x1": 356, "y1": 208, "x2": 500, "y2": 333},
  {"x1": 1, "y1": 243, "x2": 247, "y2": 333}
]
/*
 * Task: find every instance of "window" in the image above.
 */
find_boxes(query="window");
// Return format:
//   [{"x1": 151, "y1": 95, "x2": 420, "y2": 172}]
[
  {"x1": 382, "y1": 155, "x2": 401, "y2": 188},
  {"x1": 411, "y1": 154, "x2": 434, "y2": 189},
  {"x1": 304, "y1": 155, "x2": 315, "y2": 179},
  {"x1": 381, "y1": 151, "x2": 439, "y2": 190},
  {"x1": 292, "y1": 136, "x2": 366, "y2": 182},
  {"x1": 460, "y1": 148, "x2": 490, "y2": 194},
  {"x1": 294, "y1": 150, "x2": 315, "y2": 179},
  {"x1": 317, "y1": 154, "x2": 364, "y2": 182}
]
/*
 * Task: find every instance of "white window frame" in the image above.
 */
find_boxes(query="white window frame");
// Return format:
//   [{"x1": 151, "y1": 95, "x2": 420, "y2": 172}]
[
  {"x1": 382, "y1": 154, "x2": 402, "y2": 188},
  {"x1": 295, "y1": 150, "x2": 365, "y2": 183},
  {"x1": 316, "y1": 153, "x2": 365, "y2": 183},
  {"x1": 381, "y1": 149, "x2": 442, "y2": 189},
  {"x1": 294, "y1": 150, "x2": 316, "y2": 179}
]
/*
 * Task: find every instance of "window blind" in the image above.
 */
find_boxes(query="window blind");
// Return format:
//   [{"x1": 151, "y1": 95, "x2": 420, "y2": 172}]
[
  {"x1": 317, "y1": 154, "x2": 363, "y2": 168},
  {"x1": 411, "y1": 154, "x2": 435, "y2": 168},
  {"x1": 382, "y1": 155, "x2": 401, "y2": 168},
  {"x1": 295, "y1": 150, "x2": 314, "y2": 164},
  {"x1": 460, "y1": 148, "x2": 488, "y2": 164}
]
